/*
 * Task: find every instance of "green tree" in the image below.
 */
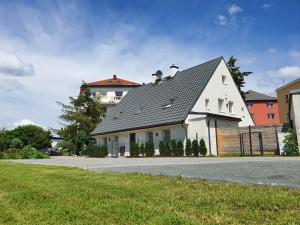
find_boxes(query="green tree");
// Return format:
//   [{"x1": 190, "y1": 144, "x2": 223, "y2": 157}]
[
  {"x1": 57, "y1": 85, "x2": 105, "y2": 154},
  {"x1": 9, "y1": 125, "x2": 51, "y2": 150},
  {"x1": 185, "y1": 139, "x2": 192, "y2": 156},
  {"x1": 170, "y1": 139, "x2": 177, "y2": 156},
  {"x1": 159, "y1": 141, "x2": 166, "y2": 156},
  {"x1": 145, "y1": 142, "x2": 155, "y2": 157},
  {"x1": 282, "y1": 129, "x2": 299, "y2": 156},
  {"x1": 227, "y1": 56, "x2": 252, "y2": 100},
  {"x1": 199, "y1": 139, "x2": 207, "y2": 156},
  {"x1": 192, "y1": 139, "x2": 199, "y2": 157},
  {"x1": 0, "y1": 129, "x2": 12, "y2": 152},
  {"x1": 165, "y1": 142, "x2": 171, "y2": 156},
  {"x1": 176, "y1": 140, "x2": 184, "y2": 157},
  {"x1": 11, "y1": 138, "x2": 23, "y2": 149},
  {"x1": 140, "y1": 143, "x2": 145, "y2": 156}
]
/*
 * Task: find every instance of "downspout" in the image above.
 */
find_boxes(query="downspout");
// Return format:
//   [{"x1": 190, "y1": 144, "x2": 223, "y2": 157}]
[{"x1": 207, "y1": 115, "x2": 212, "y2": 156}]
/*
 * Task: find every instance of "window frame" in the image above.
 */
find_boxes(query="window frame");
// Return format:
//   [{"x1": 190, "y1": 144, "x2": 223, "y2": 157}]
[
  {"x1": 146, "y1": 132, "x2": 154, "y2": 143},
  {"x1": 162, "y1": 130, "x2": 171, "y2": 142},
  {"x1": 267, "y1": 113, "x2": 275, "y2": 120}
]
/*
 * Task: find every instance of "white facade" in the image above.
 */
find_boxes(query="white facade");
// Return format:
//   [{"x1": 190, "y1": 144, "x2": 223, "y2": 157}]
[
  {"x1": 89, "y1": 87, "x2": 132, "y2": 104},
  {"x1": 289, "y1": 91, "x2": 300, "y2": 151},
  {"x1": 94, "y1": 59, "x2": 254, "y2": 156}
]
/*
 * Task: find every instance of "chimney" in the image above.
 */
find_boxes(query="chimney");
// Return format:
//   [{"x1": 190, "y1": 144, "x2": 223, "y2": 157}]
[
  {"x1": 113, "y1": 75, "x2": 117, "y2": 80},
  {"x1": 152, "y1": 70, "x2": 163, "y2": 84},
  {"x1": 170, "y1": 64, "x2": 179, "y2": 77}
]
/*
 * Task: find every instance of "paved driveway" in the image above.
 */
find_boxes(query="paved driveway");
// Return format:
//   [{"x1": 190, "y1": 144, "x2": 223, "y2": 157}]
[{"x1": 10, "y1": 157, "x2": 300, "y2": 188}]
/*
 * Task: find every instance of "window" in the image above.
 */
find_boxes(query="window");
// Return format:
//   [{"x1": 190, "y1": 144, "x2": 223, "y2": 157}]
[
  {"x1": 103, "y1": 138, "x2": 107, "y2": 146},
  {"x1": 222, "y1": 75, "x2": 227, "y2": 84},
  {"x1": 246, "y1": 102, "x2": 253, "y2": 108},
  {"x1": 100, "y1": 91, "x2": 107, "y2": 96},
  {"x1": 115, "y1": 91, "x2": 123, "y2": 97},
  {"x1": 218, "y1": 98, "x2": 224, "y2": 112},
  {"x1": 146, "y1": 132, "x2": 153, "y2": 143},
  {"x1": 266, "y1": 102, "x2": 273, "y2": 108},
  {"x1": 229, "y1": 101, "x2": 234, "y2": 114},
  {"x1": 267, "y1": 113, "x2": 275, "y2": 120},
  {"x1": 285, "y1": 94, "x2": 289, "y2": 103},
  {"x1": 205, "y1": 98, "x2": 210, "y2": 109},
  {"x1": 91, "y1": 92, "x2": 96, "y2": 97},
  {"x1": 163, "y1": 130, "x2": 171, "y2": 142}
]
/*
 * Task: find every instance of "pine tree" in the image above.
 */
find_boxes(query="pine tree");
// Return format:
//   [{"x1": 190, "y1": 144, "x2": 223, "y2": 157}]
[{"x1": 227, "y1": 56, "x2": 252, "y2": 100}]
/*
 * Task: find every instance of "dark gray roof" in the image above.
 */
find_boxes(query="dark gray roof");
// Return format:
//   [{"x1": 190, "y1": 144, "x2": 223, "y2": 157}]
[
  {"x1": 245, "y1": 90, "x2": 276, "y2": 101},
  {"x1": 91, "y1": 57, "x2": 223, "y2": 135}
]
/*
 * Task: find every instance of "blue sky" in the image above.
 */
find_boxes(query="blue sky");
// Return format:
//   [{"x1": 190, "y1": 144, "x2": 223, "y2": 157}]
[{"x1": 0, "y1": 0, "x2": 299, "y2": 129}]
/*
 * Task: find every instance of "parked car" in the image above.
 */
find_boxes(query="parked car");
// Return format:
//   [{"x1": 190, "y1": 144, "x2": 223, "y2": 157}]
[{"x1": 40, "y1": 148, "x2": 63, "y2": 156}]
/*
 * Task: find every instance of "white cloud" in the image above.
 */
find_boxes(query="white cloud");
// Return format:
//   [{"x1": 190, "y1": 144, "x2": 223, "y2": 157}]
[
  {"x1": 0, "y1": 78, "x2": 22, "y2": 92},
  {"x1": 0, "y1": 50, "x2": 35, "y2": 76},
  {"x1": 268, "y1": 48, "x2": 277, "y2": 53},
  {"x1": 14, "y1": 119, "x2": 41, "y2": 127},
  {"x1": 278, "y1": 66, "x2": 300, "y2": 77},
  {"x1": 216, "y1": 15, "x2": 227, "y2": 26},
  {"x1": 228, "y1": 4, "x2": 243, "y2": 15},
  {"x1": 290, "y1": 51, "x2": 300, "y2": 58},
  {"x1": 262, "y1": 3, "x2": 273, "y2": 9},
  {"x1": 240, "y1": 56, "x2": 257, "y2": 65}
]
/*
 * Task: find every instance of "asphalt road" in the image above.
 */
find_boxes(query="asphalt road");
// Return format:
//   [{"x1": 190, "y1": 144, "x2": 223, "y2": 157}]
[{"x1": 10, "y1": 157, "x2": 300, "y2": 188}]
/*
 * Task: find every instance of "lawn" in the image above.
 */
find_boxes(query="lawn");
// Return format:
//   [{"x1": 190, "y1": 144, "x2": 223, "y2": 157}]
[{"x1": 0, "y1": 163, "x2": 299, "y2": 225}]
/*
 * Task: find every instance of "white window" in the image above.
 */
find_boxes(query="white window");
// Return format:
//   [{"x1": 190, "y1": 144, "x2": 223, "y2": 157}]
[
  {"x1": 267, "y1": 102, "x2": 273, "y2": 108},
  {"x1": 229, "y1": 101, "x2": 234, "y2": 114},
  {"x1": 246, "y1": 102, "x2": 253, "y2": 108},
  {"x1": 163, "y1": 130, "x2": 171, "y2": 142},
  {"x1": 267, "y1": 113, "x2": 275, "y2": 120},
  {"x1": 205, "y1": 98, "x2": 210, "y2": 109},
  {"x1": 218, "y1": 98, "x2": 224, "y2": 112},
  {"x1": 222, "y1": 75, "x2": 227, "y2": 84}
]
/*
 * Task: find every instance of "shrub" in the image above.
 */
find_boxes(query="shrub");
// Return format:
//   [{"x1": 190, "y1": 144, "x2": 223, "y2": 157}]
[
  {"x1": 82, "y1": 144, "x2": 100, "y2": 157},
  {"x1": 192, "y1": 140, "x2": 199, "y2": 157},
  {"x1": 170, "y1": 139, "x2": 177, "y2": 156},
  {"x1": 185, "y1": 139, "x2": 192, "y2": 156},
  {"x1": 282, "y1": 129, "x2": 299, "y2": 156},
  {"x1": 199, "y1": 139, "x2": 207, "y2": 156},
  {"x1": 140, "y1": 143, "x2": 145, "y2": 156},
  {"x1": 11, "y1": 138, "x2": 23, "y2": 149},
  {"x1": 165, "y1": 142, "x2": 171, "y2": 156},
  {"x1": 145, "y1": 142, "x2": 155, "y2": 157},
  {"x1": 130, "y1": 143, "x2": 140, "y2": 157},
  {"x1": 159, "y1": 141, "x2": 166, "y2": 156},
  {"x1": 176, "y1": 140, "x2": 184, "y2": 157},
  {"x1": 99, "y1": 145, "x2": 108, "y2": 158}
]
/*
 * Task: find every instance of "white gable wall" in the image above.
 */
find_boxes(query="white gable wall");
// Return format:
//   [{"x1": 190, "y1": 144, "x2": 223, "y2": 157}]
[{"x1": 191, "y1": 59, "x2": 254, "y2": 127}]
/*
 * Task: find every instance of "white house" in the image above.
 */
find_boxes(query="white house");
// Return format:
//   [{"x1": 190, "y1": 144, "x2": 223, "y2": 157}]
[
  {"x1": 82, "y1": 75, "x2": 141, "y2": 113},
  {"x1": 289, "y1": 89, "x2": 300, "y2": 151},
  {"x1": 91, "y1": 57, "x2": 254, "y2": 156}
]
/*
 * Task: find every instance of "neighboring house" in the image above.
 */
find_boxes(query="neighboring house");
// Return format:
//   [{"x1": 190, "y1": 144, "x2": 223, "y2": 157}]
[
  {"x1": 91, "y1": 57, "x2": 254, "y2": 157},
  {"x1": 82, "y1": 75, "x2": 141, "y2": 113},
  {"x1": 244, "y1": 90, "x2": 280, "y2": 126},
  {"x1": 51, "y1": 134, "x2": 63, "y2": 148},
  {"x1": 288, "y1": 89, "x2": 300, "y2": 151},
  {"x1": 276, "y1": 78, "x2": 300, "y2": 124}
]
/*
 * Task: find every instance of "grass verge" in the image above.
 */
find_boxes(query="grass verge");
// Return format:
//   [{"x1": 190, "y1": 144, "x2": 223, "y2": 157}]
[{"x1": 0, "y1": 162, "x2": 299, "y2": 225}]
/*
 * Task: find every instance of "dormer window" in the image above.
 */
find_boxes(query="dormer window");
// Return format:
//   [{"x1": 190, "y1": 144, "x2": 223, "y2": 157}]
[{"x1": 222, "y1": 75, "x2": 227, "y2": 85}]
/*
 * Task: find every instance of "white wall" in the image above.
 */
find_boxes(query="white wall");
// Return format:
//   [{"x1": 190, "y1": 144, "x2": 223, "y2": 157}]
[
  {"x1": 191, "y1": 59, "x2": 254, "y2": 127},
  {"x1": 290, "y1": 94, "x2": 300, "y2": 151},
  {"x1": 95, "y1": 124, "x2": 186, "y2": 156}
]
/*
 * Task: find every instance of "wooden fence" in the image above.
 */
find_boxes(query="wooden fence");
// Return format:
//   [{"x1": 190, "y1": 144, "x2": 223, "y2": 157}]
[{"x1": 216, "y1": 125, "x2": 281, "y2": 156}]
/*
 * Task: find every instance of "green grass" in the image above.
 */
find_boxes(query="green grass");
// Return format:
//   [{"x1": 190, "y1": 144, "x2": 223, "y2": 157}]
[{"x1": 0, "y1": 163, "x2": 299, "y2": 225}]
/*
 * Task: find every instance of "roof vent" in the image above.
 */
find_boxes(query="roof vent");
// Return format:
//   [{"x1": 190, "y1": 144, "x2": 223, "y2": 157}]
[
  {"x1": 152, "y1": 70, "x2": 163, "y2": 84},
  {"x1": 170, "y1": 64, "x2": 179, "y2": 77},
  {"x1": 163, "y1": 98, "x2": 175, "y2": 109}
]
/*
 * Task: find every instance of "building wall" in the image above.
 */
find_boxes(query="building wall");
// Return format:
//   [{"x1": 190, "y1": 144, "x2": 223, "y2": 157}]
[
  {"x1": 276, "y1": 80, "x2": 300, "y2": 123},
  {"x1": 290, "y1": 94, "x2": 300, "y2": 151},
  {"x1": 191, "y1": 59, "x2": 254, "y2": 127},
  {"x1": 246, "y1": 100, "x2": 280, "y2": 126}
]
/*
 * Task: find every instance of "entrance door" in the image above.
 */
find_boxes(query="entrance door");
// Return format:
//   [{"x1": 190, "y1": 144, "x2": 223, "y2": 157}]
[{"x1": 129, "y1": 133, "x2": 136, "y2": 154}]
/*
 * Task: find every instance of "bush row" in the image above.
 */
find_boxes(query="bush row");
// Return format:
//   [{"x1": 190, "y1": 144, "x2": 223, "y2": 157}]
[
  {"x1": 0, "y1": 145, "x2": 49, "y2": 159},
  {"x1": 81, "y1": 144, "x2": 108, "y2": 158},
  {"x1": 129, "y1": 139, "x2": 207, "y2": 157}
]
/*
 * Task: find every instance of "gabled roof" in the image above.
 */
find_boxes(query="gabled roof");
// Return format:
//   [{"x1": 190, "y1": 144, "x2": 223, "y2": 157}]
[
  {"x1": 86, "y1": 75, "x2": 141, "y2": 87},
  {"x1": 91, "y1": 57, "x2": 223, "y2": 135},
  {"x1": 245, "y1": 90, "x2": 276, "y2": 101},
  {"x1": 276, "y1": 77, "x2": 300, "y2": 92}
]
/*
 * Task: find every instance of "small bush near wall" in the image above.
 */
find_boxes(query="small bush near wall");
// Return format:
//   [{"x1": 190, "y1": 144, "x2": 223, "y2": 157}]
[
  {"x1": 282, "y1": 129, "x2": 299, "y2": 156},
  {"x1": 130, "y1": 143, "x2": 140, "y2": 157},
  {"x1": 159, "y1": 141, "x2": 166, "y2": 156},
  {"x1": 140, "y1": 143, "x2": 145, "y2": 156},
  {"x1": 192, "y1": 140, "x2": 199, "y2": 157},
  {"x1": 145, "y1": 142, "x2": 155, "y2": 157},
  {"x1": 185, "y1": 139, "x2": 192, "y2": 156},
  {"x1": 82, "y1": 144, "x2": 108, "y2": 158},
  {"x1": 176, "y1": 140, "x2": 184, "y2": 157},
  {"x1": 165, "y1": 142, "x2": 171, "y2": 156},
  {"x1": 100, "y1": 145, "x2": 108, "y2": 157},
  {"x1": 170, "y1": 139, "x2": 177, "y2": 156},
  {"x1": 199, "y1": 139, "x2": 207, "y2": 156}
]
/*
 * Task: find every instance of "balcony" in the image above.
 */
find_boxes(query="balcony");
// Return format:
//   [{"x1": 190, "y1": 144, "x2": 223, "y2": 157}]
[{"x1": 92, "y1": 95, "x2": 123, "y2": 104}]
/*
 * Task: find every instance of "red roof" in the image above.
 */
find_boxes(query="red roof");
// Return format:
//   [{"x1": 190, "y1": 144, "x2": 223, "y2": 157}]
[{"x1": 86, "y1": 75, "x2": 141, "y2": 87}]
